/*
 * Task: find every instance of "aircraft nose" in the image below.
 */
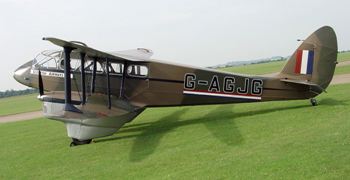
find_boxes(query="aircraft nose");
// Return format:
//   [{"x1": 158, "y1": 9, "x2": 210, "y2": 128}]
[{"x1": 13, "y1": 60, "x2": 33, "y2": 86}]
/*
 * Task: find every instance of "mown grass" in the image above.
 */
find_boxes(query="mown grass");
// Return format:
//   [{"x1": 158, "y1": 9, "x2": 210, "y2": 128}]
[
  {"x1": 1, "y1": 83, "x2": 349, "y2": 179},
  {"x1": 337, "y1": 51, "x2": 350, "y2": 62},
  {"x1": 219, "y1": 60, "x2": 286, "y2": 75},
  {"x1": 219, "y1": 52, "x2": 350, "y2": 75},
  {"x1": 335, "y1": 64, "x2": 350, "y2": 75},
  {"x1": 0, "y1": 94, "x2": 41, "y2": 116}
]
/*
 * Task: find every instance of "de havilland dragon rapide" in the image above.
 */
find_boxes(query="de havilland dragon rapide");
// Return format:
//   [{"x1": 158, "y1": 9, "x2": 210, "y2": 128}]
[{"x1": 14, "y1": 26, "x2": 338, "y2": 146}]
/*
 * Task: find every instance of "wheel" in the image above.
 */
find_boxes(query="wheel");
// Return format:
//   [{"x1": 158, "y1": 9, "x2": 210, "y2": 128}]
[
  {"x1": 310, "y1": 98, "x2": 317, "y2": 106},
  {"x1": 70, "y1": 138, "x2": 92, "y2": 147}
]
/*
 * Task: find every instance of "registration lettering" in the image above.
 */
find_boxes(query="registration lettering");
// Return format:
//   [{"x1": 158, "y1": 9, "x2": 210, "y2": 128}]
[{"x1": 183, "y1": 73, "x2": 263, "y2": 100}]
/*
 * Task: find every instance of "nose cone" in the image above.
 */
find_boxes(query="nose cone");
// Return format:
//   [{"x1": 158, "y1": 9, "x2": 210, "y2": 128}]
[{"x1": 14, "y1": 60, "x2": 33, "y2": 87}]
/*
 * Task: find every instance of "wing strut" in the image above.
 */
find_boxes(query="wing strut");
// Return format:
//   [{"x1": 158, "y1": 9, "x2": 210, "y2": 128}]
[
  {"x1": 91, "y1": 57, "x2": 97, "y2": 93},
  {"x1": 119, "y1": 62, "x2": 128, "y2": 98},
  {"x1": 63, "y1": 47, "x2": 81, "y2": 113},
  {"x1": 80, "y1": 52, "x2": 86, "y2": 105},
  {"x1": 38, "y1": 70, "x2": 44, "y2": 96},
  {"x1": 106, "y1": 58, "x2": 111, "y2": 109}
]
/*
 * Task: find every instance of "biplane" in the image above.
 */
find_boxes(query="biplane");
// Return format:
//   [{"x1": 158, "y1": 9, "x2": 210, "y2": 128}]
[{"x1": 14, "y1": 26, "x2": 337, "y2": 146}]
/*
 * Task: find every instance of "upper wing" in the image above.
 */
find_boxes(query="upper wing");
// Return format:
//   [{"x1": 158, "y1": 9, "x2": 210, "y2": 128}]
[
  {"x1": 111, "y1": 48, "x2": 153, "y2": 61},
  {"x1": 43, "y1": 37, "x2": 152, "y2": 62}
]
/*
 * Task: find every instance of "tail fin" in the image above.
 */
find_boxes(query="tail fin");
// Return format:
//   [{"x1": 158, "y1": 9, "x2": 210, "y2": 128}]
[{"x1": 279, "y1": 26, "x2": 338, "y2": 90}]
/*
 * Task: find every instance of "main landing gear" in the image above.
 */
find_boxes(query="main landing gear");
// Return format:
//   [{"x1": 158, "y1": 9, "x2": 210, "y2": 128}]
[
  {"x1": 70, "y1": 138, "x2": 92, "y2": 147},
  {"x1": 310, "y1": 98, "x2": 318, "y2": 106}
]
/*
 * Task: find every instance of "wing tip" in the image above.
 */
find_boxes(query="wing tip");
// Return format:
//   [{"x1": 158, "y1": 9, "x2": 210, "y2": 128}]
[{"x1": 42, "y1": 37, "x2": 52, "y2": 41}]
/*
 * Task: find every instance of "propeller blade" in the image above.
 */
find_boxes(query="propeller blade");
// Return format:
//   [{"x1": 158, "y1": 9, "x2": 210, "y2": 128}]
[{"x1": 38, "y1": 70, "x2": 44, "y2": 96}]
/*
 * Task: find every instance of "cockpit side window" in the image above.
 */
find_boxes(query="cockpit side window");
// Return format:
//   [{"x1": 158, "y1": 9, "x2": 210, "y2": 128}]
[
  {"x1": 59, "y1": 59, "x2": 81, "y2": 71},
  {"x1": 127, "y1": 65, "x2": 148, "y2": 77},
  {"x1": 33, "y1": 50, "x2": 63, "y2": 70},
  {"x1": 34, "y1": 50, "x2": 85, "y2": 72}
]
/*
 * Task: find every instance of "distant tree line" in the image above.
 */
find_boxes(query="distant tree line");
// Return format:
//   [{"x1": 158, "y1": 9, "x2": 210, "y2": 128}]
[
  {"x1": 250, "y1": 57, "x2": 287, "y2": 65},
  {"x1": 0, "y1": 88, "x2": 38, "y2": 98},
  {"x1": 339, "y1": 50, "x2": 350, "y2": 53}
]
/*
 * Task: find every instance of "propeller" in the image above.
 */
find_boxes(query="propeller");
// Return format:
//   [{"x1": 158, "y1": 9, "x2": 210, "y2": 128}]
[{"x1": 38, "y1": 70, "x2": 44, "y2": 96}]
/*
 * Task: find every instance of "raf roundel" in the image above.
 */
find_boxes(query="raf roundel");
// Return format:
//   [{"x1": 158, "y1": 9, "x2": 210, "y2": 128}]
[{"x1": 294, "y1": 50, "x2": 314, "y2": 75}]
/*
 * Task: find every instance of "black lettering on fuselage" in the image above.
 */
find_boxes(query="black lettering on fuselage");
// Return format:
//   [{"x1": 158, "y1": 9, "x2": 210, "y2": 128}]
[
  {"x1": 184, "y1": 73, "x2": 196, "y2": 90},
  {"x1": 251, "y1": 79, "x2": 263, "y2": 95},
  {"x1": 183, "y1": 73, "x2": 263, "y2": 96},
  {"x1": 237, "y1": 78, "x2": 249, "y2": 94},
  {"x1": 223, "y1": 77, "x2": 235, "y2": 93},
  {"x1": 208, "y1": 75, "x2": 220, "y2": 92}
]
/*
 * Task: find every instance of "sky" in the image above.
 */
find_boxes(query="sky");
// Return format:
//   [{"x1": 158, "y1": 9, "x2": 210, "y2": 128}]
[{"x1": 1, "y1": 0, "x2": 349, "y2": 90}]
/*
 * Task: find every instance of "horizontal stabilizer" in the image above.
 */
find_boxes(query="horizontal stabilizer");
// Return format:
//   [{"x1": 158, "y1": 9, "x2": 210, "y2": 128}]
[{"x1": 280, "y1": 79, "x2": 326, "y2": 94}]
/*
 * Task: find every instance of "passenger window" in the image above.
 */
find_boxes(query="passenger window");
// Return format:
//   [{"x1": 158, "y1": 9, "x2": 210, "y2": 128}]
[
  {"x1": 96, "y1": 63, "x2": 104, "y2": 73},
  {"x1": 84, "y1": 60, "x2": 104, "y2": 73},
  {"x1": 108, "y1": 63, "x2": 124, "y2": 74},
  {"x1": 127, "y1": 65, "x2": 148, "y2": 77}
]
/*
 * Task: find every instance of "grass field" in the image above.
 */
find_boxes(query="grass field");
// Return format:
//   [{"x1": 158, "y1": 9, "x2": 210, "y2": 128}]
[
  {"x1": 1, "y1": 83, "x2": 350, "y2": 179},
  {"x1": 338, "y1": 51, "x2": 350, "y2": 62},
  {"x1": 219, "y1": 60, "x2": 285, "y2": 75},
  {"x1": 335, "y1": 64, "x2": 350, "y2": 75},
  {"x1": 0, "y1": 94, "x2": 41, "y2": 116}
]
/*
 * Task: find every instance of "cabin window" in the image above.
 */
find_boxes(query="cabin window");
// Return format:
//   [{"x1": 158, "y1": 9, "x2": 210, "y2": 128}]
[
  {"x1": 84, "y1": 60, "x2": 104, "y2": 73},
  {"x1": 127, "y1": 65, "x2": 148, "y2": 77},
  {"x1": 107, "y1": 63, "x2": 124, "y2": 74}
]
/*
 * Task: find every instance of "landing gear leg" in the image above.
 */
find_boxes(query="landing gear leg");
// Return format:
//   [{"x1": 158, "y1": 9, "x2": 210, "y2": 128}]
[
  {"x1": 310, "y1": 98, "x2": 318, "y2": 106},
  {"x1": 70, "y1": 138, "x2": 92, "y2": 147}
]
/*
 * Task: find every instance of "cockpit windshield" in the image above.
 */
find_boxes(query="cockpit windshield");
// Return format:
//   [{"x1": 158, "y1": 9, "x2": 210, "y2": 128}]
[
  {"x1": 32, "y1": 50, "x2": 62, "y2": 69},
  {"x1": 32, "y1": 50, "x2": 86, "y2": 72}
]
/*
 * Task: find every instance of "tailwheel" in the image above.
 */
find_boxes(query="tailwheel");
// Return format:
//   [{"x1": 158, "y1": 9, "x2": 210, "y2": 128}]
[
  {"x1": 70, "y1": 138, "x2": 92, "y2": 147},
  {"x1": 310, "y1": 98, "x2": 318, "y2": 106}
]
